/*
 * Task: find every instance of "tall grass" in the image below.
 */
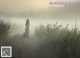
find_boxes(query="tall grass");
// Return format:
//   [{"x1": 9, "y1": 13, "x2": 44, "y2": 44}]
[
  {"x1": 0, "y1": 20, "x2": 31, "y2": 58},
  {"x1": 0, "y1": 19, "x2": 80, "y2": 58},
  {"x1": 33, "y1": 23, "x2": 80, "y2": 58}
]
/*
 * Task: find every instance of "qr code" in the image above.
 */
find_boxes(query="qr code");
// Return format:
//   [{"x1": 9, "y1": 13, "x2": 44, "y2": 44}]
[{"x1": 1, "y1": 46, "x2": 12, "y2": 57}]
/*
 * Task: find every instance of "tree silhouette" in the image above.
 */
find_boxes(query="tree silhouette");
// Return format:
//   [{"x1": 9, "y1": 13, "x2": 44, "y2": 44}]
[{"x1": 0, "y1": 20, "x2": 10, "y2": 45}]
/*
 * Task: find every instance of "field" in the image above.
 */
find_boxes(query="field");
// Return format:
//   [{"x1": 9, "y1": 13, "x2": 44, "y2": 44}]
[{"x1": 0, "y1": 20, "x2": 80, "y2": 58}]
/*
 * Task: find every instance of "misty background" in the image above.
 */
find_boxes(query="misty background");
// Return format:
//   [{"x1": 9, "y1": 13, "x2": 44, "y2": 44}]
[
  {"x1": 0, "y1": 0, "x2": 80, "y2": 36},
  {"x1": 0, "y1": 0, "x2": 80, "y2": 58}
]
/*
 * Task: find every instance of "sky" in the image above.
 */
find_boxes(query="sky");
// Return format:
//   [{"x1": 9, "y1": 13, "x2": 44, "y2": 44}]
[
  {"x1": 0, "y1": 0, "x2": 80, "y2": 19},
  {"x1": 0, "y1": 0, "x2": 80, "y2": 35}
]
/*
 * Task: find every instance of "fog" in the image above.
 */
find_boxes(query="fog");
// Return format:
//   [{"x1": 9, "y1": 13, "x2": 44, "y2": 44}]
[{"x1": 7, "y1": 17, "x2": 80, "y2": 36}]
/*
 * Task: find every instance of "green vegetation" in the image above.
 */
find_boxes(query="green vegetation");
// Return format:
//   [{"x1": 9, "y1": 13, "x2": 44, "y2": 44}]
[
  {"x1": 0, "y1": 20, "x2": 10, "y2": 45},
  {"x1": 0, "y1": 19, "x2": 80, "y2": 58},
  {"x1": 33, "y1": 23, "x2": 80, "y2": 58}
]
